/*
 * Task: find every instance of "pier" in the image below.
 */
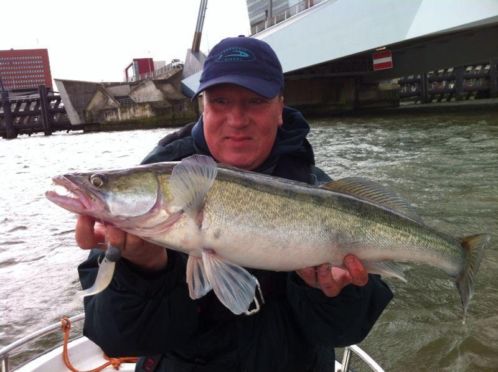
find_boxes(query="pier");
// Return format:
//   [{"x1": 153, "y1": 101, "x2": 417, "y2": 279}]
[{"x1": 0, "y1": 85, "x2": 85, "y2": 139}]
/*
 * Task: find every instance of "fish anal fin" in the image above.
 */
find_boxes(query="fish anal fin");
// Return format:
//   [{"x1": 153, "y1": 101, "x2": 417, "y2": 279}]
[
  {"x1": 456, "y1": 234, "x2": 490, "y2": 319},
  {"x1": 186, "y1": 255, "x2": 212, "y2": 299},
  {"x1": 321, "y1": 177, "x2": 423, "y2": 224},
  {"x1": 169, "y1": 155, "x2": 217, "y2": 217},
  {"x1": 363, "y1": 260, "x2": 407, "y2": 282},
  {"x1": 201, "y1": 250, "x2": 258, "y2": 315}
]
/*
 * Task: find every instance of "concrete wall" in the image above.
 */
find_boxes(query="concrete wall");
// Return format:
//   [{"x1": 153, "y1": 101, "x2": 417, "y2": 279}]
[
  {"x1": 104, "y1": 103, "x2": 156, "y2": 122},
  {"x1": 284, "y1": 77, "x2": 356, "y2": 113},
  {"x1": 55, "y1": 79, "x2": 100, "y2": 124},
  {"x1": 130, "y1": 80, "x2": 166, "y2": 103},
  {"x1": 106, "y1": 84, "x2": 131, "y2": 96},
  {"x1": 284, "y1": 76, "x2": 399, "y2": 114},
  {"x1": 100, "y1": 100, "x2": 198, "y2": 128},
  {"x1": 85, "y1": 89, "x2": 119, "y2": 122}
]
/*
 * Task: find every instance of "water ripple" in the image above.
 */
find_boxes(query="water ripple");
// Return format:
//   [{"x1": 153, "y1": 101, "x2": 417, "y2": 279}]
[
  {"x1": 7, "y1": 226, "x2": 28, "y2": 233},
  {"x1": 1, "y1": 118, "x2": 497, "y2": 370}
]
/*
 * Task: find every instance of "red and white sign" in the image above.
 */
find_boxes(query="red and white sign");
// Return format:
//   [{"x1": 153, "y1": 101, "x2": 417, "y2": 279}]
[{"x1": 372, "y1": 50, "x2": 393, "y2": 71}]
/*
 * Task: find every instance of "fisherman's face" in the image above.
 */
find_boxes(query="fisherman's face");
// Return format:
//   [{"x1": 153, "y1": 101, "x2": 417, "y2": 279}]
[{"x1": 202, "y1": 84, "x2": 284, "y2": 170}]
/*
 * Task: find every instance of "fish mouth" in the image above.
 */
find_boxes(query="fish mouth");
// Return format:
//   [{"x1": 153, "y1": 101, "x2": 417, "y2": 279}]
[{"x1": 45, "y1": 175, "x2": 105, "y2": 215}]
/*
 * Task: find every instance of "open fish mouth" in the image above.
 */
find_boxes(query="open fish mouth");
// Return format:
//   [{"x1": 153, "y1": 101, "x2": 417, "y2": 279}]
[{"x1": 45, "y1": 175, "x2": 103, "y2": 214}]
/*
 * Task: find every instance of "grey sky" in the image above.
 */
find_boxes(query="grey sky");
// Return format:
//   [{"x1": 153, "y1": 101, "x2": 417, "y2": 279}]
[{"x1": 1, "y1": 0, "x2": 250, "y2": 83}]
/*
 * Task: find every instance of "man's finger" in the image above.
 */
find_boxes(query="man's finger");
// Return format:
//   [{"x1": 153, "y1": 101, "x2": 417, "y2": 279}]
[
  {"x1": 295, "y1": 267, "x2": 319, "y2": 287},
  {"x1": 75, "y1": 215, "x2": 104, "y2": 249},
  {"x1": 318, "y1": 264, "x2": 351, "y2": 297},
  {"x1": 344, "y1": 254, "x2": 369, "y2": 286},
  {"x1": 105, "y1": 226, "x2": 127, "y2": 248}
]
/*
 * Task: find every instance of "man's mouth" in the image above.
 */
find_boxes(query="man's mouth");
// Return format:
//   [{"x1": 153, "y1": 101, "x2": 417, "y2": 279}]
[{"x1": 227, "y1": 136, "x2": 252, "y2": 142}]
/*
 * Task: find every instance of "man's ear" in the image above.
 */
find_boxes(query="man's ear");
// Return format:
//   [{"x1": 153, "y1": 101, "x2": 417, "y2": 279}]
[{"x1": 278, "y1": 95, "x2": 284, "y2": 126}]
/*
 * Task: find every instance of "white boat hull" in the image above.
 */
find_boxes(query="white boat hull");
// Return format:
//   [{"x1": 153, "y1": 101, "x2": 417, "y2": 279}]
[{"x1": 16, "y1": 337, "x2": 136, "y2": 372}]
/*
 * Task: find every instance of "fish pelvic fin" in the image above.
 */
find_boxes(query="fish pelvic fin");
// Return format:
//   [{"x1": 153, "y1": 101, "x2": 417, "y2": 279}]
[
  {"x1": 455, "y1": 234, "x2": 490, "y2": 319},
  {"x1": 169, "y1": 155, "x2": 217, "y2": 218},
  {"x1": 79, "y1": 256, "x2": 116, "y2": 298},
  {"x1": 201, "y1": 250, "x2": 259, "y2": 315},
  {"x1": 186, "y1": 255, "x2": 212, "y2": 299}
]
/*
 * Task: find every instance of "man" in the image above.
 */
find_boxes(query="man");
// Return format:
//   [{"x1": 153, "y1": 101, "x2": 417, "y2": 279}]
[{"x1": 77, "y1": 36, "x2": 393, "y2": 372}]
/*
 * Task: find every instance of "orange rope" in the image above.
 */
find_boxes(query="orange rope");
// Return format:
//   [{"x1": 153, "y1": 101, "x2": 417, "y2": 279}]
[{"x1": 61, "y1": 316, "x2": 139, "y2": 371}]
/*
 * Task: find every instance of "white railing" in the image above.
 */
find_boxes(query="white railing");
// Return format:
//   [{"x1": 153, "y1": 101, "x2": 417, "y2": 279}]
[
  {"x1": 0, "y1": 314, "x2": 84, "y2": 372},
  {"x1": 127, "y1": 62, "x2": 184, "y2": 83},
  {"x1": 339, "y1": 344, "x2": 384, "y2": 372}
]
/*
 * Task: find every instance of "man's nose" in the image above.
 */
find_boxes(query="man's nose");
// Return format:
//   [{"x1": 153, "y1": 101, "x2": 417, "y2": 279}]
[{"x1": 226, "y1": 103, "x2": 249, "y2": 127}]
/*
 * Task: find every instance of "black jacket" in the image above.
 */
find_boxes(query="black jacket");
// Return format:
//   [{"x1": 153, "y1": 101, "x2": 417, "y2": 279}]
[{"x1": 78, "y1": 107, "x2": 393, "y2": 372}]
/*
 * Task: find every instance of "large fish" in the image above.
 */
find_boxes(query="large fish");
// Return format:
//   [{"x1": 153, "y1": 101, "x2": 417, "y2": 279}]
[{"x1": 46, "y1": 155, "x2": 489, "y2": 317}]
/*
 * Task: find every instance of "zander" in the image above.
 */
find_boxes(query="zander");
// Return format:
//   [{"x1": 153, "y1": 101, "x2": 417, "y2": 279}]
[{"x1": 46, "y1": 155, "x2": 490, "y2": 317}]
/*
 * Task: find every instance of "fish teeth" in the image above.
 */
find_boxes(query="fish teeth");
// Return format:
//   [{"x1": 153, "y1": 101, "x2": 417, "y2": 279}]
[{"x1": 53, "y1": 184, "x2": 76, "y2": 198}]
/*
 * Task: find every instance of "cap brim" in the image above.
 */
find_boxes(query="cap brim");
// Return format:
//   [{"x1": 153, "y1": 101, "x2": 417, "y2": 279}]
[{"x1": 193, "y1": 75, "x2": 281, "y2": 99}]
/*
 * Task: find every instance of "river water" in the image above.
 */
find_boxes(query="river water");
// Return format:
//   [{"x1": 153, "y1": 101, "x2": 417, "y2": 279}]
[{"x1": 1, "y1": 108, "x2": 497, "y2": 371}]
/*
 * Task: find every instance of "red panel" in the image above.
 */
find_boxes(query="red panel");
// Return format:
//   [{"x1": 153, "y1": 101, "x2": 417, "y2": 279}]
[
  {"x1": 134, "y1": 58, "x2": 155, "y2": 75},
  {"x1": 0, "y1": 48, "x2": 53, "y2": 90},
  {"x1": 372, "y1": 50, "x2": 393, "y2": 71}
]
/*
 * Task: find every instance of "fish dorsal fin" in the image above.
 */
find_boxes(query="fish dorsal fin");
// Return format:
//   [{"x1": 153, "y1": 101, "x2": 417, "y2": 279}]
[
  {"x1": 169, "y1": 155, "x2": 218, "y2": 216},
  {"x1": 321, "y1": 177, "x2": 423, "y2": 224}
]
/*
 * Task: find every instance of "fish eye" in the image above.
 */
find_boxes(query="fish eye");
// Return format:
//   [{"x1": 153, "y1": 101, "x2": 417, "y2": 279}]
[{"x1": 90, "y1": 174, "x2": 106, "y2": 188}]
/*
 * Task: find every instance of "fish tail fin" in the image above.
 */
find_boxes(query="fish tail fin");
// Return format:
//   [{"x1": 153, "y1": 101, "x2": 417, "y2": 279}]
[
  {"x1": 79, "y1": 257, "x2": 116, "y2": 298},
  {"x1": 455, "y1": 234, "x2": 490, "y2": 320}
]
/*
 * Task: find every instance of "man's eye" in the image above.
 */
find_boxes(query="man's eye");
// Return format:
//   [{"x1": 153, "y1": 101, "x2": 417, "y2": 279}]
[
  {"x1": 212, "y1": 98, "x2": 229, "y2": 105},
  {"x1": 249, "y1": 98, "x2": 267, "y2": 105}
]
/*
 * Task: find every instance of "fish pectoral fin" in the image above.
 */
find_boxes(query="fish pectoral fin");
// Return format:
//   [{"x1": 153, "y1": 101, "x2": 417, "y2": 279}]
[
  {"x1": 79, "y1": 256, "x2": 116, "y2": 297},
  {"x1": 201, "y1": 250, "x2": 259, "y2": 315},
  {"x1": 363, "y1": 261, "x2": 407, "y2": 282},
  {"x1": 169, "y1": 155, "x2": 218, "y2": 217},
  {"x1": 186, "y1": 255, "x2": 212, "y2": 299}
]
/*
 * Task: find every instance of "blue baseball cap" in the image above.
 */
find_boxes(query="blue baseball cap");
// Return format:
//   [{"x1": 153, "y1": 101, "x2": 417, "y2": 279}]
[{"x1": 194, "y1": 36, "x2": 284, "y2": 98}]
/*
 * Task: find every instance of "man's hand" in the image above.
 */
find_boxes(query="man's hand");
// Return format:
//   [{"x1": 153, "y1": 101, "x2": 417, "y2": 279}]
[
  {"x1": 75, "y1": 215, "x2": 168, "y2": 271},
  {"x1": 296, "y1": 255, "x2": 368, "y2": 297}
]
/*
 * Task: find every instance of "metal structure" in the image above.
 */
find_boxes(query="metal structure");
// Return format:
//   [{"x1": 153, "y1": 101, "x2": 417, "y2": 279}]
[
  {"x1": 191, "y1": 0, "x2": 208, "y2": 52},
  {"x1": 248, "y1": 0, "x2": 325, "y2": 35},
  {"x1": 399, "y1": 61, "x2": 498, "y2": 102}
]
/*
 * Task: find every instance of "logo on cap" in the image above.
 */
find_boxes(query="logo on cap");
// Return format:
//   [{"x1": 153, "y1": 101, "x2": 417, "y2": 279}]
[{"x1": 216, "y1": 47, "x2": 254, "y2": 63}]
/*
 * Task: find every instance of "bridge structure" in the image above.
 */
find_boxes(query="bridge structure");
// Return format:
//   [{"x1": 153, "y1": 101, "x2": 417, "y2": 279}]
[{"x1": 182, "y1": 0, "x2": 498, "y2": 114}]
